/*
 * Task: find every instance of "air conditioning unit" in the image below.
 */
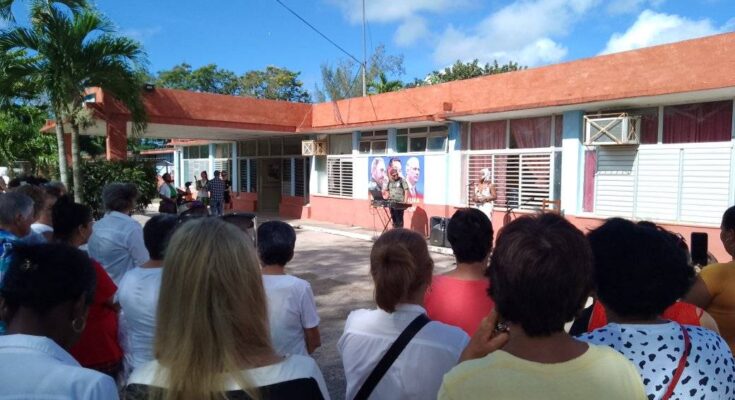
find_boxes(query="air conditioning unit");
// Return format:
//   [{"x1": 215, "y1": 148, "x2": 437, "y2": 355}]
[
  {"x1": 585, "y1": 114, "x2": 641, "y2": 145},
  {"x1": 301, "y1": 140, "x2": 328, "y2": 156}
]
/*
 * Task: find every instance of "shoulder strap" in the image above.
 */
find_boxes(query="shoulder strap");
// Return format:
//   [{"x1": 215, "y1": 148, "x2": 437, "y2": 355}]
[
  {"x1": 353, "y1": 314, "x2": 431, "y2": 400},
  {"x1": 661, "y1": 324, "x2": 691, "y2": 400}
]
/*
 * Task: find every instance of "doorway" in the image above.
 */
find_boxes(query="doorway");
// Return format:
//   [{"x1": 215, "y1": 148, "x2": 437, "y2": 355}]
[{"x1": 258, "y1": 159, "x2": 282, "y2": 212}]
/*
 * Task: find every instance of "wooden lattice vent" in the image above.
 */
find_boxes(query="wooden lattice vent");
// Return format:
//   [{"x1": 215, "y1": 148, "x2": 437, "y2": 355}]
[{"x1": 302, "y1": 140, "x2": 328, "y2": 156}]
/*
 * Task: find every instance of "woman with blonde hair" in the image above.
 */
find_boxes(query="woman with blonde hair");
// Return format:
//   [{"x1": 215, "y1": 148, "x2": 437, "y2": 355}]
[{"x1": 123, "y1": 218, "x2": 329, "y2": 400}]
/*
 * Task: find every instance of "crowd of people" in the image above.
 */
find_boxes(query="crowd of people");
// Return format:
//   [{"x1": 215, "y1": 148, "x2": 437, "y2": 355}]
[{"x1": 0, "y1": 175, "x2": 734, "y2": 399}]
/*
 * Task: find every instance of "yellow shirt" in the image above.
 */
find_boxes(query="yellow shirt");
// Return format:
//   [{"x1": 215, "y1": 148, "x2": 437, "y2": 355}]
[
  {"x1": 700, "y1": 260, "x2": 735, "y2": 352},
  {"x1": 439, "y1": 345, "x2": 646, "y2": 400}
]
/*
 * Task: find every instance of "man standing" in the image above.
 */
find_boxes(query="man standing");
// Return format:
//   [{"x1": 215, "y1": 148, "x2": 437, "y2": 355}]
[
  {"x1": 206, "y1": 170, "x2": 226, "y2": 216},
  {"x1": 0, "y1": 192, "x2": 34, "y2": 284},
  {"x1": 383, "y1": 162, "x2": 409, "y2": 228}
]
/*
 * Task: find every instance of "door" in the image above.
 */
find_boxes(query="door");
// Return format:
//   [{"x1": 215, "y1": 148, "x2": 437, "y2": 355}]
[{"x1": 258, "y1": 159, "x2": 282, "y2": 212}]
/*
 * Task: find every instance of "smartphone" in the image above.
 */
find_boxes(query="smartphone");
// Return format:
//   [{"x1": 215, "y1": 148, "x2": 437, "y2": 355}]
[{"x1": 691, "y1": 232, "x2": 708, "y2": 266}]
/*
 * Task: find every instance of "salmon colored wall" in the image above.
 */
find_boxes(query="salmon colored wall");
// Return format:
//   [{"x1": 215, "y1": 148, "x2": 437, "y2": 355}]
[
  {"x1": 310, "y1": 33, "x2": 735, "y2": 130},
  {"x1": 106, "y1": 118, "x2": 128, "y2": 160},
  {"x1": 99, "y1": 87, "x2": 312, "y2": 132},
  {"x1": 231, "y1": 192, "x2": 258, "y2": 212},
  {"x1": 279, "y1": 195, "x2": 311, "y2": 219},
  {"x1": 308, "y1": 195, "x2": 465, "y2": 237}
]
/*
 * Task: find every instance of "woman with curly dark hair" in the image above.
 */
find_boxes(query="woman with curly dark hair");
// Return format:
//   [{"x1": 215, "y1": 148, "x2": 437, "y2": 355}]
[{"x1": 579, "y1": 218, "x2": 734, "y2": 400}]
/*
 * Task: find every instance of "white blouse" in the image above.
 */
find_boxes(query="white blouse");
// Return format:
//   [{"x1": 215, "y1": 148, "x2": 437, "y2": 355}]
[
  {"x1": 0, "y1": 334, "x2": 119, "y2": 399},
  {"x1": 338, "y1": 304, "x2": 469, "y2": 400}
]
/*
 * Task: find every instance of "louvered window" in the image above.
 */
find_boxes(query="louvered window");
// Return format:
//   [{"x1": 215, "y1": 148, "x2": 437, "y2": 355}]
[{"x1": 327, "y1": 157, "x2": 353, "y2": 197}]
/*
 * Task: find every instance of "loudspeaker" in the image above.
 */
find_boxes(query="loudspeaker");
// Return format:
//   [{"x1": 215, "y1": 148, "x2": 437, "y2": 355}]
[{"x1": 429, "y1": 216, "x2": 449, "y2": 247}]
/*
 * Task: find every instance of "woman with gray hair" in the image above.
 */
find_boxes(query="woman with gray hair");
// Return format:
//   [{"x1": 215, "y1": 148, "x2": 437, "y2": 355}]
[
  {"x1": 473, "y1": 168, "x2": 497, "y2": 220},
  {"x1": 87, "y1": 183, "x2": 150, "y2": 285}
]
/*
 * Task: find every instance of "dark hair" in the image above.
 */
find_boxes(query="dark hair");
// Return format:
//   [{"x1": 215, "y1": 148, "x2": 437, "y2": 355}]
[
  {"x1": 144, "y1": 214, "x2": 179, "y2": 260},
  {"x1": 52, "y1": 195, "x2": 92, "y2": 243},
  {"x1": 370, "y1": 229, "x2": 434, "y2": 312},
  {"x1": 447, "y1": 208, "x2": 493, "y2": 263},
  {"x1": 162, "y1": 173, "x2": 171, "y2": 181},
  {"x1": 1, "y1": 243, "x2": 95, "y2": 317},
  {"x1": 7, "y1": 175, "x2": 49, "y2": 189},
  {"x1": 257, "y1": 221, "x2": 296, "y2": 266},
  {"x1": 214, "y1": 170, "x2": 221, "y2": 178},
  {"x1": 11, "y1": 184, "x2": 45, "y2": 219},
  {"x1": 722, "y1": 205, "x2": 735, "y2": 231},
  {"x1": 42, "y1": 183, "x2": 63, "y2": 199},
  {"x1": 488, "y1": 213, "x2": 592, "y2": 337},
  {"x1": 588, "y1": 218, "x2": 694, "y2": 319}
]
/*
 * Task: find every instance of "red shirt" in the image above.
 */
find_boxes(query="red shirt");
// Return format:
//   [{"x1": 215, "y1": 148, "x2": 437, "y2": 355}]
[
  {"x1": 424, "y1": 275, "x2": 494, "y2": 336},
  {"x1": 69, "y1": 259, "x2": 122, "y2": 368},
  {"x1": 587, "y1": 300, "x2": 703, "y2": 332}
]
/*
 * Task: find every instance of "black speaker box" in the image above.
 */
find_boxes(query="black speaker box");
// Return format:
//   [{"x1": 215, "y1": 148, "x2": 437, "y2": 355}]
[{"x1": 429, "y1": 216, "x2": 449, "y2": 247}]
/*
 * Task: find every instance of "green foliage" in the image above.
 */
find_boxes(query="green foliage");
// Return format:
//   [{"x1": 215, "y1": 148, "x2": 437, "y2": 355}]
[
  {"x1": 80, "y1": 159, "x2": 157, "y2": 218},
  {"x1": 241, "y1": 66, "x2": 310, "y2": 102},
  {"x1": 426, "y1": 59, "x2": 525, "y2": 84},
  {"x1": 155, "y1": 63, "x2": 310, "y2": 102},
  {"x1": 156, "y1": 63, "x2": 241, "y2": 95},
  {"x1": 0, "y1": 105, "x2": 58, "y2": 176},
  {"x1": 315, "y1": 44, "x2": 404, "y2": 101},
  {"x1": 369, "y1": 72, "x2": 403, "y2": 94}
]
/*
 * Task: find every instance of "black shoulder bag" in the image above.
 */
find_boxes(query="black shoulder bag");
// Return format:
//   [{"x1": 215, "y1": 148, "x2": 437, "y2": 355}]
[{"x1": 353, "y1": 314, "x2": 431, "y2": 400}]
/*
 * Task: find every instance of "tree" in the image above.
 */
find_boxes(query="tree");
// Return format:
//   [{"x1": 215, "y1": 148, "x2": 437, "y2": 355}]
[
  {"x1": 426, "y1": 59, "x2": 525, "y2": 84},
  {"x1": 0, "y1": 1, "x2": 148, "y2": 201},
  {"x1": 241, "y1": 66, "x2": 310, "y2": 102},
  {"x1": 315, "y1": 44, "x2": 404, "y2": 101},
  {"x1": 0, "y1": 105, "x2": 58, "y2": 176},
  {"x1": 369, "y1": 72, "x2": 403, "y2": 94},
  {"x1": 156, "y1": 63, "x2": 241, "y2": 95},
  {"x1": 0, "y1": 0, "x2": 90, "y2": 188}
]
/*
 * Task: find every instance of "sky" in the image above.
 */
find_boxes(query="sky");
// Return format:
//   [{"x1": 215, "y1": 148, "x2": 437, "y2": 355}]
[{"x1": 11, "y1": 0, "x2": 735, "y2": 95}]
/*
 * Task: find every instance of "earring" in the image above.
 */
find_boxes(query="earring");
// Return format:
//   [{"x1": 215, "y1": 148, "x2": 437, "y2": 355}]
[{"x1": 71, "y1": 317, "x2": 86, "y2": 333}]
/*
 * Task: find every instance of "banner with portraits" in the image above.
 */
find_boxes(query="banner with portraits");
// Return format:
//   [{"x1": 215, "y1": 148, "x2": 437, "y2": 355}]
[{"x1": 367, "y1": 155, "x2": 424, "y2": 205}]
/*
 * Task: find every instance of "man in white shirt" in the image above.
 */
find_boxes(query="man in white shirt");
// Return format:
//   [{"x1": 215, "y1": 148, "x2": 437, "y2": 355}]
[
  {"x1": 88, "y1": 183, "x2": 150, "y2": 285},
  {"x1": 257, "y1": 221, "x2": 321, "y2": 356}
]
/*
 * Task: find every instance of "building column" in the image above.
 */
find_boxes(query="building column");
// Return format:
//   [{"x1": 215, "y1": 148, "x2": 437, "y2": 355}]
[
  {"x1": 387, "y1": 128, "x2": 398, "y2": 153},
  {"x1": 446, "y1": 121, "x2": 463, "y2": 206},
  {"x1": 208, "y1": 143, "x2": 215, "y2": 176},
  {"x1": 351, "y1": 131, "x2": 361, "y2": 155},
  {"x1": 560, "y1": 110, "x2": 585, "y2": 214},
  {"x1": 106, "y1": 118, "x2": 127, "y2": 160},
  {"x1": 231, "y1": 142, "x2": 239, "y2": 193},
  {"x1": 173, "y1": 148, "x2": 181, "y2": 187}
]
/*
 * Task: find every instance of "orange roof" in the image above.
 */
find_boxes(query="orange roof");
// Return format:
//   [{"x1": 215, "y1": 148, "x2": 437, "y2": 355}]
[{"x1": 46, "y1": 32, "x2": 735, "y2": 137}]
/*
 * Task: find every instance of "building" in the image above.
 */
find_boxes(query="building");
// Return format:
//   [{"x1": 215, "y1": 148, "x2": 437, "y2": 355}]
[{"x1": 52, "y1": 32, "x2": 735, "y2": 260}]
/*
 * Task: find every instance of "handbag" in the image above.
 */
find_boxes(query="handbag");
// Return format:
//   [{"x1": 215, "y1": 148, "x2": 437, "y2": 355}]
[{"x1": 353, "y1": 314, "x2": 431, "y2": 400}]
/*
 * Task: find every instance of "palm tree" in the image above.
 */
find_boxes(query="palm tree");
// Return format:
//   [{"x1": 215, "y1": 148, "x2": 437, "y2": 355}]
[
  {"x1": 0, "y1": 1, "x2": 147, "y2": 200},
  {"x1": 0, "y1": 0, "x2": 89, "y2": 189},
  {"x1": 370, "y1": 72, "x2": 403, "y2": 94}
]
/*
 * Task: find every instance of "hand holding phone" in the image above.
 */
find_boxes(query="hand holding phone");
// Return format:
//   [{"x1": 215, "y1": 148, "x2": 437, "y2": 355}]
[
  {"x1": 459, "y1": 309, "x2": 510, "y2": 362},
  {"x1": 691, "y1": 232, "x2": 708, "y2": 267}
]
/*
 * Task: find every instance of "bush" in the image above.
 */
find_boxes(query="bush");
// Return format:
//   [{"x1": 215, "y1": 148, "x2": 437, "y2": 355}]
[{"x1": 80, "y1": 159, "x2": 158, "y2": 219}]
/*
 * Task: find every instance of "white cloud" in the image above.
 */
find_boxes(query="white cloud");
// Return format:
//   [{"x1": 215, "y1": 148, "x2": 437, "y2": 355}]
[
  {"x1": 328, "y1": 0, "x2": 473, "y2": 46},
  {"x1": 328, "y1": 0, "x2": 468, "y2": 24},
  {"x1": 120, "y1": 26, "x2": 162, "y2": 42},
  {"x1": 433, "y1": 0, "x2": 600, "y2": 67},
  {"x1": 394, "y1": 16, "x2": 430, "y2": 47},
  {"x1": 600, "y1": 10, "x2": 722, "y2": 54},
  {"x1": 605, "y1": 0, "x2": 665, "y2": 15}
]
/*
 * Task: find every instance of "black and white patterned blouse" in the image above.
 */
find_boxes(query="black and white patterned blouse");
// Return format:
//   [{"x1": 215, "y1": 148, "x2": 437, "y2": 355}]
[{"x1": 578, "y1": 322, "x2": 735, "y2": 400}]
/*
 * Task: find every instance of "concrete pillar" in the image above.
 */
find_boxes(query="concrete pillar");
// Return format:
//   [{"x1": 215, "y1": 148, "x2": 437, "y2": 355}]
[
  {"x1": 173, "y1": 148, "x2": 181, "y2": 187},
  {"x1": 351, "y1": 131, "x2": 361, "y2": 155},
  {"x1": 560, "y1": 110, "x2": 585, "y2": 214},
  {"x1": 106, "y1": 118, "x2": 127, "y2": 160},
  {"x1": 446, "y1": 122, "x2": 463, "y2": 206},
  {"x1": 231, "y1": 142, "x2": 239, "y2": 192},
  {"x1": 208, "y1": 143, "x2": 215, "y2": 176},
  {"x1": 387, "y1": 128, "x2": 398, "y2": 153}
]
